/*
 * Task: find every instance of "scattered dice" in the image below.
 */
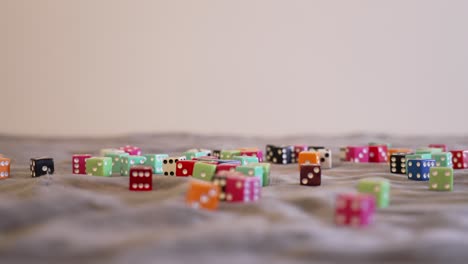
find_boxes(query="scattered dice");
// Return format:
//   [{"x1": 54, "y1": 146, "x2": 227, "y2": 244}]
[
  {"x1": 357, "y1": 178, "x2": 390, "y2": 208},
  {"x1": 104, "y1": 152, "x2": 129, "y2": 174},
  {"x1": 300, "y1": 164, "x2": 321, "y2": 186},
  {"x1": 175, "y1": 160, "x2": 197, "y2": 177},
  {"x1": 368, "y1": 145, "x2": 388, "y2": 163},
  {"x1": 162, "y1": 156, "x2": 186, "y2": 176},
  {"x1": 335, "y1": 193, "x2": 375, "y2": 227},
  {"x1": 450, "y1": 150, "x2": 468, "y2": 169},
  {"x1": 129, "y1": 166, "x2": 153, "y2": 191},
  {"x1": 192, "y1": 162, "x2": 217, "y2": 181},
  {"x1": 186, "y1": 179, "x2": 220, "y2": 210},
  {"x1": 72, "y1": 154, "x2": 92, "y2": 174},
  {"x1": 119, "y1": 145, "x2": 142, "y2": 156},
  {"x1": 0, "y1": 157, "x2": 11, "y2": 179},
  {"x1": 30, "y1": 157, "x2": 54, "y2": 177},
  {"x1": 429, "y1": 167, "x2": 453, "y2": 191},
  {"x1": 143, "y1": 154, "x2": 169, "y2": 174},
  {"x1": 120, "y1": 156, "x2": 147, "y2": 176},
  {"x1": 407, "y1": 159, "x2": 436, "y2": 181},
  {"x1": 86, "y1": 157, "x2": 112, "y2": 176},
  {"x1": 346, "y1": 146, "x2": 369, "y2": 163},
  {"x1": 225, "y1": 174, "x2": 261, "y2": 203},
  {"x1": 389, "y1": 153, "x2": 408, "y2": 174},
  {"x1": 432, "y1": 152, "x2": 453, "y2": 167},
  {"x1": 265, "y1": 145, "x2": 293, "y2": 164}
]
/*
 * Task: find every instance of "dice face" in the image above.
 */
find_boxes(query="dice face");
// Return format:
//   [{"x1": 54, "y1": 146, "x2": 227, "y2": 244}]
[
  {"x1": 298, "y1": 151, "x2": 320, "y2": 170},
  {"x1": 357, "y1": 178, "x2": 390, "y2": 208},
  {"x1": 225, "y1": 175, "x2": 261, "y2": 203},
  {"x1": 235, "y1": 165, "x2": 264, "y2": 186},
  {"x1": 186, "y1": 180, "x2": 220, "y2": 210},
  {"x1": 0, "y1": 157, "x2": 11, "y2": 179},
  {"x1": 318, "y1": 149, "x2": 332, "y2": 169},
  {"x1": 129, "y1": 166, "x2": 153, "y2": 191},
  {"x1": 143, "y1": 154, "x2": 168, "y2": 174},
  {"x1": 240, "y1": 150, "x2": 264, "y2": 162},
  {"x1": 429, "y1": 167, "x2": 453, "y2": 191},
  {"x1": 292, "y1": 145, "x2": 308, "y2": 163},
  {"x1": 30, "y1": 157, "x2": 54, "y2": 177},
  {"x1": 215, "y1": 163, "x2": 239, "y2": 174},
  {"x1": 175, "y1": 160, "x2": 197, "y2": 177},
  {"x1": 232, "y1": 156, "x2": 259, "y2": 166},
  {"x1": 265, "y1": 145, "x2": 293, "y2": 164},
  {"x1": 432, "y1": 152, "x2": 453, "y2": 167},
  {"x1": 72, "y1": 154, "x2": 92, "y2": 174},
  {"x1": 335, "y1": 193, "x2": 375, "y2": 227},
  {"x1": 389, "y1": 153, "x2": 408, "y2": 174},
  {"x1": 450, "y1": 150, "x2": 468, "y2": 169},
  {"x1": 86, "y1": 157, "x2": 112, "y2": 176},
  {"x1": 407, "y1": 159, "x2": 436, "y2": 181},
  {"x1": 368, "y1": 145, "x2": 388, "y2": 163},
  {"x1": 300, "y1": 164, "x2": 321, "y2": 186},
  {"x1": 429, "y1": 144, "x2": 447, "y2": 152},
  {"x1": 346, "y1": 146, "x2": 369, "y2": 163},
  {"x1": 120, "y1": 156, "x2": 147, "y2": 176},
  {"x1": 192, "y1": 162, "x2": 217, "y2": 181},
  {"x1": 119, "y1": 145, "x2": 142, "y2": 156},
  {"x1": 104, "y1": 152, "x2": 129, "y2": 174},
  {"x1": 162, "y1": 157, "x2": 185, "y2": 176}
]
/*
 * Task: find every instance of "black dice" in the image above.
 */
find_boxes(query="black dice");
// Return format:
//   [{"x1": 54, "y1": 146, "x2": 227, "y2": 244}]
[
  {"x1": 390, "y1": 153, "x2": 408, "y2": 174},
  {"x1": 265, "y1": 145, "x2": 294, "y2": 164},
  {"x1": 30, "y1": 157, "x2": 54, "y2": 177},
  {"x1": 308, "y1": 146, "x2": 325, "y2": 151},
  {"x1": 212, "y1": 150, "x2": 221, "y2": 159}
]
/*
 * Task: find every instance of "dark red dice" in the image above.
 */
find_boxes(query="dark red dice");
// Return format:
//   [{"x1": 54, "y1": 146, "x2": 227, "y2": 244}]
[
  {"x1": 300, "y1": 164, "x2": 321, "y2": 186},
  {"x1": 129, "y1": 166, "x2": 153, "y2": 191}
]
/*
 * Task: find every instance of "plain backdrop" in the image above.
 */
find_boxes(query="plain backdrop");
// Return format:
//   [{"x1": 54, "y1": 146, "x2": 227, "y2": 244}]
[{"x1": 2, "y1": 0, "x2": 468, "y2": 137}]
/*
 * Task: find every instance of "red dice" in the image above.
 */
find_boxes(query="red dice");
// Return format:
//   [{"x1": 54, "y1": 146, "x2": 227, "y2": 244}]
[
  {"x1": 215, "y1": 163, "x2": 239, "y2": 174},
  {"x1": 225, "y1": 174, "x2": 261, "y2": 203},
  {"x1": 240, "y1": 150, "x2": 264, "y2": 162},
  {"x1": 335, "y1": 193, "x2": 375, "y2": 227},
  {"x1": 120, "y1": 145, "x2": 142, "y2": 156},
  {"x1": 72, "y1": 154, "x2": 92, "y2": 174},
  {"x1": 346, "y1": 146, "x2": 369, "y2": 163},
  {"x1": 429, "y1": 144, "x2": 447, "y2": 152},
  {"x1": 176, "y1": 160, "x2": 197, "y2": 177},
  {"x1": 450, "y1": 150, "x2": 468, "y2": 169},
  {"x1": 129, "y1": 166, "x2": 153, "y2": 191},
  {"x1": 368, "y1": 145, "x2": 388, "y2": 163}
]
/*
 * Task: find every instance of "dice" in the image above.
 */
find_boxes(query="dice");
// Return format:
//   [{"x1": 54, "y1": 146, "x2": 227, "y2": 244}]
[
  {"x1": 104, "y1": 152, "x2": 129, "y2": 174},
  {"x1": 86, "y1": 157, "x2": 112, "y2": 176},
  {"x1": 186, "y1": 179, "x2": 220, "y2": 210},
  {"x1": 232, "y1": 155, "x2": 259, "y2": 166},
  {"x1": 143, "y1": 154, "x2": 169, "y2": 174},
  {"x1": 432, "y1": 152, "x2": 453, "y2": 167},
  {"x1": 357, "y1": 178, "x2": 390, "y2": 208},
  {"x1": 240, "y1": 150, "x2": 264, "y2": 162},
  {"x1": 162, "y1": 156, "x2": 186, "y2": 176},
  {"x1": 220, "y1": 150, "x2": 241, "y2": 159},
  {"x1": 292, "y1": 145, "x2": 308, "y2": 163},
  {"x1": 318, "y1": 149, "x2": 332, "y2": 169},
  {"x1": 183, "y1": 150, "x2": 210, "y2": 160},
  {"x1": 335, "y1": 193, "x2": 375, "y2": 227},
  {"x1": 100, "y1": 148, "x2": 125, "y2": 157},
  {"x1": 192, "y1": 162, "x2": 217, "y2": 181},
  {"x1": 30, "y1": 157, "x2": 54, "y2": 177},
  {"x1": 346, "y1": 146, "x2": 369, "y2": 163},
  {"x1": 0, "y1": 157, "x2": 11, "y2": 179},
  {"x1": 212, "y1": 150, "x2": 221, "y2": 159},
  {"x1": 225, "y1": 174, "x2": 261, "y2": 203},
  {"x1": 119, "y1": 145, "x2": 142, "y2": 156},
  {"x1": 298, "y1": 151, "x2": 320, "y2": 170},
  {"x1": 429, "y1": 167, "x2": 453, "y2": 191},
  {"x1": 339, "y1": 147, "x2": 347, "y2": 161},
  {"x1": 129, "y1": 166, "x2": 153, "y2": 191},
  {"x1": 368, "y1": 145, "x2": 388, "y2": 163},
  {"x1": 407, "y1": 159, "x2": 436, "y2": 181},
  {"x1": 387, "y1": 148, "x2": 412, "y2": 163},
  {"x1": 300, "y1": 164, "x2": 321, "y2": 186},
  {"x1": 253, "y1": 162, "x2": 271, "y2": 187},
  {"x1": 428, "y1": 144, "x2": 447, "y2": 152},
  {"x1": 450, "y1": 150, "x2": 468, "y2": 169},
  {"x1": 212, "y1": 172, "x2": 230, "y2": 201},
  {"x1": 72, "y1": 154, "x2": 92, "y2": 174},
  {"x1": 236, "y1": 165, "x2": 264, "y2": 186},
  {"x1": 175, "y1": 160, "x2": 197, "y2": 177},
  {"x1": 120, "y1": 156, "x2": 147, "y2": 176},
  {"x1": 265, "y1": 145, "x2": 293, "y2": 164},
  {"x1": 389, "y1": 153, "x2": 408, "y2": 174}
]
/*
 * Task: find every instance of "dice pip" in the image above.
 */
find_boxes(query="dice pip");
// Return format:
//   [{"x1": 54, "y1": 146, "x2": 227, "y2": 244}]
[
  {"x1": 30, "y1": 157, "x2": 54, "y2": 177},
  {"x1": 450, "y1": 150, "x2": 468, "y2": 169},
  {"x1": 407, "y1": 159, "x2": 436, "y2": 181},
  {"x1": 300, "y1": 164, "x2": 321, "y2": 186},
  {"x1": 335, "y1": 193, "x2": 375, "y2": 227},
  {"x1": 357, "y1": 178, "x2": 390, "y2": 208},
  {"x1": 0, "y1": 157, "x2": 11, "y2": 179},
  {"x1": 72, "y1": 154, "x2": 92, "y2": 174},
  {"x1": 429, "y1": 167, "x2": 453, "y2": 191},
  {"x1": 186, "y1": 179, "x2": 220, "y2": 210},
  {"x1": 129, "y1": 166, "x2": 153, "y2": 191}
]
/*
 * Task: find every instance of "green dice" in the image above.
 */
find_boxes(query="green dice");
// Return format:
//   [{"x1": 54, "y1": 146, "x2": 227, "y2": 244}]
[
  {"x1": 248, "y1": 162, "x2": 270, "y2": 186},
  {"x1": 220, "y1": 150, "x2": 241, "y2": 159},
  {"x1": 120, "y1": 156, "x2": 147, "y2": 176},
  {"x1": 105, "y1": 152, "x2": 129, "y2": 174},
  {"x1": 357, "y1": 178, "x2": 390, "y2": 208},
  {"x1": 192, "y1": 162, "x2": 217, "y2": 182},
  {"x1": 236, "y1": 165, "x2": 264, "y2": 186},
  {"x1": 143, "y1": 154, "x2": 168, "y2": 174},
  {"x1": 232, "y1": 156, "x2": 259, "y2": 166},
  {"x1": 432, "y1": 152, "x2": 453, "y2": 167},
  {"x1": 183, "y1": 151, "x2": 210, "y2": 160},
  {"x1": 86, "y1": 157, "x2": 113, "y2": 177},
  {"x1": 429, "y1": 167, "x2": 453, "y2": 191},
  {"x1": 415, "y1": 148, "x2": 443, "y2": 155}
]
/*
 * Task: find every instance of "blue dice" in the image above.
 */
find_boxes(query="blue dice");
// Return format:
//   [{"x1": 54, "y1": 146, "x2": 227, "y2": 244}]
[{"x1": 407, "y1": 159, "x2": 436, "y2": 181}]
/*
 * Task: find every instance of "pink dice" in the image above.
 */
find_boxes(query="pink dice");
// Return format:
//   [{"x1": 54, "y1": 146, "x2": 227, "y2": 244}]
[
  {"x1": 72, "y1": 154, "x2": 92, "y2": 174},
  {"x1": 225, "y1": 174, "x2": 261, "y2": 203},
  {"x1": 129, "y1": 166, "x2": 153, "y2": 191},
  {"x1": 240, "y1": 150, "x2": 264, "y2": 162},
  {"x1": 346, "y1": 146, "x2": 369, "y2": 163},
  {"x1": 292, "y1": 145, "x2": 308, "y2": 163},
  {"x1": 120, "y1": 145, "x2": 142, "y2": 156},
  {"x1": 450, "y1": 150, "x2": 468, "y2": 169},
  {"x1": 335, "y1": 193, "x2": 375, "y2": 227},
  {"x1": 368, "y1": 145, "x2": 388, "y2": 163},
  {"x1": 429, "y1": 144, "x2": 447, "y2": 152}
]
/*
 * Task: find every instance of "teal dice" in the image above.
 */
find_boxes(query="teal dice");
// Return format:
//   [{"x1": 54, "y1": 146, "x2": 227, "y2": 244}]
[
  {"x1": 86, "y1": 157, "x2": 113, "y2": 177},
  {"x1": 357, "y1": 178, "x2": 390, "y2": 208},
  {"x1": 105, "y1": 152, "x2": 129, "y2": 174},
  {"x1": 251, "y1": 162, "x2": 271, "y2": 186},
  {"x1": 432, "y1": 152, "x2": 453, "y2": 167},
  {"x1": 236, "y1": 165, "x2": 264, "y2": 186},
  {"x1": 192, "y1": 162, "x2": 217, "y2": 182},
  {"x1": 233, "y1": 156, "x2": 259, "y2": 166},
  {"x1": 143, "y1": 154, "x2": 168, "y2": 174},
  {"x1": 120, "y1": 156, "x2": 147, "y2": 176},
  {"x1": 429, "y1": 167, "x2": 453, "y2": 191}
]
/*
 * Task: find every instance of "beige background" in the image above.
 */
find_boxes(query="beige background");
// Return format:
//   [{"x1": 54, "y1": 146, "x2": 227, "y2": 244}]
[{"x1": 2, "y1": 0, "x2": 468, "y2": 137}]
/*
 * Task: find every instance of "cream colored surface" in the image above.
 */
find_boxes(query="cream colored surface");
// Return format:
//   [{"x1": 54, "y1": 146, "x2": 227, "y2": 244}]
[{"x1": 2, "y1": 0, "x2": 468, "y2": 136}]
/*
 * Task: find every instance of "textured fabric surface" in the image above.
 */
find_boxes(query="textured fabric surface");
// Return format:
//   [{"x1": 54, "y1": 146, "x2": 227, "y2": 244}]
[{"x1": 1, "y1": 134, "x2": 468, "y2": 264}]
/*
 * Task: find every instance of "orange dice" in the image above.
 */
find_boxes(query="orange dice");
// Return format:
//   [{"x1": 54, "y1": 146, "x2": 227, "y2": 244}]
[
  {"x1": 186, "y1": 179, "x2": 220, "y2": 210},
  {"x1": 298, "y1": 151, "x2": 320, "y2": 169},
  {"x1": 0, "y1": 157, "x2": 11, "y2": 179}
]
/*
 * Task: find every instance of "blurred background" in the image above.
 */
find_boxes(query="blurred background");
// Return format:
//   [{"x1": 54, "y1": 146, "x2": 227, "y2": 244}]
[{"x1": 2, "y1": 0, "x2": 468, "y2": 137}]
